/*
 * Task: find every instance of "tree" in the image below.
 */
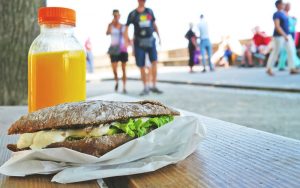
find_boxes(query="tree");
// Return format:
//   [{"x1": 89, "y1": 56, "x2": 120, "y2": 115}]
[{"x1": 0, "y1": 0, "x2": 45, "y2": 105}]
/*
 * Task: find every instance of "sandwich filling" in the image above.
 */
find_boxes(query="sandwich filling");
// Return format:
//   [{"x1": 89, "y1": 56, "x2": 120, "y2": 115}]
[{"x1": 16, "y1": 115, "x2": 174, "y2": 150}]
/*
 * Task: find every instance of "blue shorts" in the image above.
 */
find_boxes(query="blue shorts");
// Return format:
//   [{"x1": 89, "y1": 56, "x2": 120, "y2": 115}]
[{"x1": 134, "y1": 39, "x2": 158, "y2": 68}]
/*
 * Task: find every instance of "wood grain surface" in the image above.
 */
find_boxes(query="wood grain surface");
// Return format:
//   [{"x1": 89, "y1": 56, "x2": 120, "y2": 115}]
[
  {"x1": 105, "y1": 110, "x2": 300, "y2": 188},
  {"x1": 1, "y1": 104, "x2": 300, "y2": 188}
]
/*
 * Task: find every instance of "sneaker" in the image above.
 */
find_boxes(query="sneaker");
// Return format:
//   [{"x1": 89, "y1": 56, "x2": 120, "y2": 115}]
[
  {"x1": 150, "y1": 87, "x2": 163, "y2": 94},
  {"x1": 202, "y1": 69, "x2": 206, "y2": 73},
  {"x1": 123, "y1": 89, "x2": 127, "y2": 94},
  {"x1": 139, "y1": 88, "x2": 150, "y2": 96}
]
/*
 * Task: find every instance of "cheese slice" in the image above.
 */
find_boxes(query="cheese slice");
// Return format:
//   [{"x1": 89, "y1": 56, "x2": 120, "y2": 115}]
[
  {"x1": 30, "y1": 130, "x2": 66, "y2": 149},
  {"x1": 89, "y1": 125, "x2": 110, "y2": 137},
  {"x1": 16, "y1": 125, "x2": 111, "y2": 150},
  {"x1": 17, "y1": 132, "x2": 37, "y2": 149}
]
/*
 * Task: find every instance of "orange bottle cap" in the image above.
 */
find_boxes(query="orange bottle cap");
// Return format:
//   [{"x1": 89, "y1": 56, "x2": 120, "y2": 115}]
[{"x1": 38, "y1": 7, "x2": 76, "y2": 26}]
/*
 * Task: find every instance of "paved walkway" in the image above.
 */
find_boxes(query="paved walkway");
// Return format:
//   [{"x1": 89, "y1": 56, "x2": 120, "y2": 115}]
[
  {"x1": 134, "y1": 67, "x2": 300, "y2": 92},
  {"x1": 88, "y1": 66, "x2": 300, "y2": 92}
]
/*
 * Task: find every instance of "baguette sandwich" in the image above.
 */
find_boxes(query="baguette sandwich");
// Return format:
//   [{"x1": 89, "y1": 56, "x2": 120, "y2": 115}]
[{"x1": 7, "y1": 100, "x2": 180, "y2": 157}]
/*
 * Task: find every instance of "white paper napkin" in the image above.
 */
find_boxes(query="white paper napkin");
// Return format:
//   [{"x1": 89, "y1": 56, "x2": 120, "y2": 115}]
[{"x1": 0, "y1": 116, "x2": 205, "y2": 184}]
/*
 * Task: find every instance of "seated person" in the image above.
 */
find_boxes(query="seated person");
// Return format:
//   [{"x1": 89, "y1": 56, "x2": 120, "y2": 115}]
[
  {"x1": 251, "y1": 26, "x2": 272, "y2": 66},
  {"x1": 240, "y1": 42, "x2": 254, "y2": 67},
  {"x1": 215, "y1": 46, "x2": 232, "y2": 68}
]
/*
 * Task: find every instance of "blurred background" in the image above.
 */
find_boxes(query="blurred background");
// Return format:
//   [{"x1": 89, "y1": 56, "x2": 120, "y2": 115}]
[
  {"x1": 0, "y1": 0, "x2": 300, "y2": 140},
  {"x1": 47, "y1": 0, "x2": 300, "y2": 55}
]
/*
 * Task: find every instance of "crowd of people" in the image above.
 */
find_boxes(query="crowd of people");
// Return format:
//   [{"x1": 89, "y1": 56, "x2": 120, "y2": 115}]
[
  {"x1": 185, "y1": 0, "x2": 300, "y2": 76},
  {"x1": 86, "y1": 0, "x2": 300, "y2": 94}
]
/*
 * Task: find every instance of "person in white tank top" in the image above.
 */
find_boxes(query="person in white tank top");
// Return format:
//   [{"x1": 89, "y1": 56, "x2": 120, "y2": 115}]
[{"x1": 106, "y1": 10, "x2": 129, "y2": 93}]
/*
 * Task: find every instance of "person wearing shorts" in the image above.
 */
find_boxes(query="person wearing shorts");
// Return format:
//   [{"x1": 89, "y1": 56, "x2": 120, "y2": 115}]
[
  {"x1": 106, "y1": 10, "x2": 129, "y2": 93},
  {"x1": 124, "y1": 0, "x2": 162, "y2": 96}
]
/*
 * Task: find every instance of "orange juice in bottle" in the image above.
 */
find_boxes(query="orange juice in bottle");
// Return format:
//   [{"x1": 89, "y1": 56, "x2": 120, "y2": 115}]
[{"x1": 28, "y1": 7, "x2": 86, "y2": 112}]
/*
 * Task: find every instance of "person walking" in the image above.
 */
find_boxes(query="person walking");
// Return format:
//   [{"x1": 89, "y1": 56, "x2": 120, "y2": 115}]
[
  {"x1": 124, "y1": 0, "x2": 162, "y2": 96},
  {"x1": 106, "y1": 9, "x2": 129, "y2": 93},
  {"x1": 277, "y1": 2, "x2": 300, "y2": 70},
  {"x1": 198, "y1": 14, "x2": 214, "y2": 72},
  {"x1": 266, "y1": 0, "x2": 298, "y2": 76},
  {"x1": 285, "y1": 3, "x2": 297, "y2": 40},
  {"x1": 185, "y1": 23, "x2": 198, "y2": 73}
]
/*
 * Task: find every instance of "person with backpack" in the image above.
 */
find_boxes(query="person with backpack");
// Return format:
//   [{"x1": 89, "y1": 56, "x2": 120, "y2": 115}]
[
  {"x1": 124, "y1": 0, "x2": 162, "y2": 96},
  {"x1": 107, "y1": 9, "x2": 129, "y2": 93}
]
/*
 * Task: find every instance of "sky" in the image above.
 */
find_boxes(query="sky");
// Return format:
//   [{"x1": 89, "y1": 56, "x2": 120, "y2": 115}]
[{"x1": 47, "y1": 0, "x2": 300, "y2": 55}]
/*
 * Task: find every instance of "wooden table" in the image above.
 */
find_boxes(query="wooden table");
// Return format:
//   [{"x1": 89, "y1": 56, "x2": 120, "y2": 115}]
[{"x1": 1, "y1": 94, "x2": 300, "y2": 188}]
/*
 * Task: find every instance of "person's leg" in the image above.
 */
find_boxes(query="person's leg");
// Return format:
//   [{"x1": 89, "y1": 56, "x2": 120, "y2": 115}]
[
  {"x1": 145, "y1": 54, "x2": 152, "y2": 84},
  {"x1": 288, "y1": 35, "x2": 300, "y2": 68},
  {"x1": 278, "y1": 48, "x2": 287, "y2": 70},
  {"x1": 246, "y1": 44, "x2": 254, "y2": 66},
  {"x1": 134, "y1": 44, "x2": 148, "y2": 95},
  {"x1": 140, "y1": 67, "x2": 147, "y2": 87},
  {"x1": 86, "y1": 51, "x2": 92, "y2": 73},
  {"x1": 206, "y1": 40, "x2": 214, "y2": 71},
  {"x1": 88, "y1": 51, "x2": 94, "y2": 73},
  {"x1": 148, "y1": 41, "x2": 162, "y2": 93},
  {"x1": 294, "y1": 53, "x2": 300, "y2": 68},
  {"x1": 245, "y1": 48, "x2": 253, "y2": 66},
  {"x1": 257, "y1": 47, "x2": 266, "y2": 66},
  {"x1": 266, "y1": 37, "x2": 282, "y2": 75},
  {"x1": 188, "y1": 46, "x2": 194, "y2": 72},
  {"x1": 291, "y1": 32, "x2": 295, "y2": 40},
  {"x1": 146, "y1": 67, "x2": 152, "y2": 85},
  {"x1": 120, "y1": 52, "x2": 128, "y2": 93},
  {"x1": 149, "y1": 42, "x2": 158, "y2": 88},
  {"x1": 111, "y1": 62, "x2": 118, "y2": 91},
  {"x1": 151, "y1": 61, "x2": 157, "y2": 88},
  {"x1": 200, "y1": 39, "x2": 206, "y2": 71},
  {"x1": 121, "y1": 63, "x2": 127, "y2": 92},
  {"x1": 284, "y1": 35, "x2": 298, "y2": 74}
]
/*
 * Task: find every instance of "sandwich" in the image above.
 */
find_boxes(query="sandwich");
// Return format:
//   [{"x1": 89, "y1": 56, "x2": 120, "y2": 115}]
[{"x1": 7, "y1": 100, "x2": 180, "y2": 157}]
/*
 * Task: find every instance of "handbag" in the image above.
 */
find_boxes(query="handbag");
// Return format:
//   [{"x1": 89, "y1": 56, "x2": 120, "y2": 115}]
[
  {"x1": 108, "y1": 45, "x2": 120, "y2": 55},
  {"x1": 194, "y1": 49, "x2": 200, "y2": 65}
]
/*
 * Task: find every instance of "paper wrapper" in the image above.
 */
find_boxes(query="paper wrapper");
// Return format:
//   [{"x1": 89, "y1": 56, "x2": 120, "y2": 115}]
[{"x1": 0, "y1": 116, "x2": 205, "y2": 184}]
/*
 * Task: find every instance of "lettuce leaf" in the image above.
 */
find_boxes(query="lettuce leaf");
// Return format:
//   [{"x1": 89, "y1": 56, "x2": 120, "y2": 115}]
[{"x1": 110, "y1": 115, "x2": 174, "y2": 138}]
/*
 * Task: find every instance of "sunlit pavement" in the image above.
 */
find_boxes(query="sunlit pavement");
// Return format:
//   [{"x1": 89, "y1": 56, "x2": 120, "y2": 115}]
[
  {"x1": 88, "y1": 66, "x2": 300, "y2": 92},
  {"x1": 86, "y1": 67, "x2": 300, "y2": 140}
]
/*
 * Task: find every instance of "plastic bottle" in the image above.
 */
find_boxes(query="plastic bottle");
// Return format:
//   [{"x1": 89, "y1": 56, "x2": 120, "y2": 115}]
[{"x1": 28, "y1": 7, "x2": 86, "y2": 112}]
